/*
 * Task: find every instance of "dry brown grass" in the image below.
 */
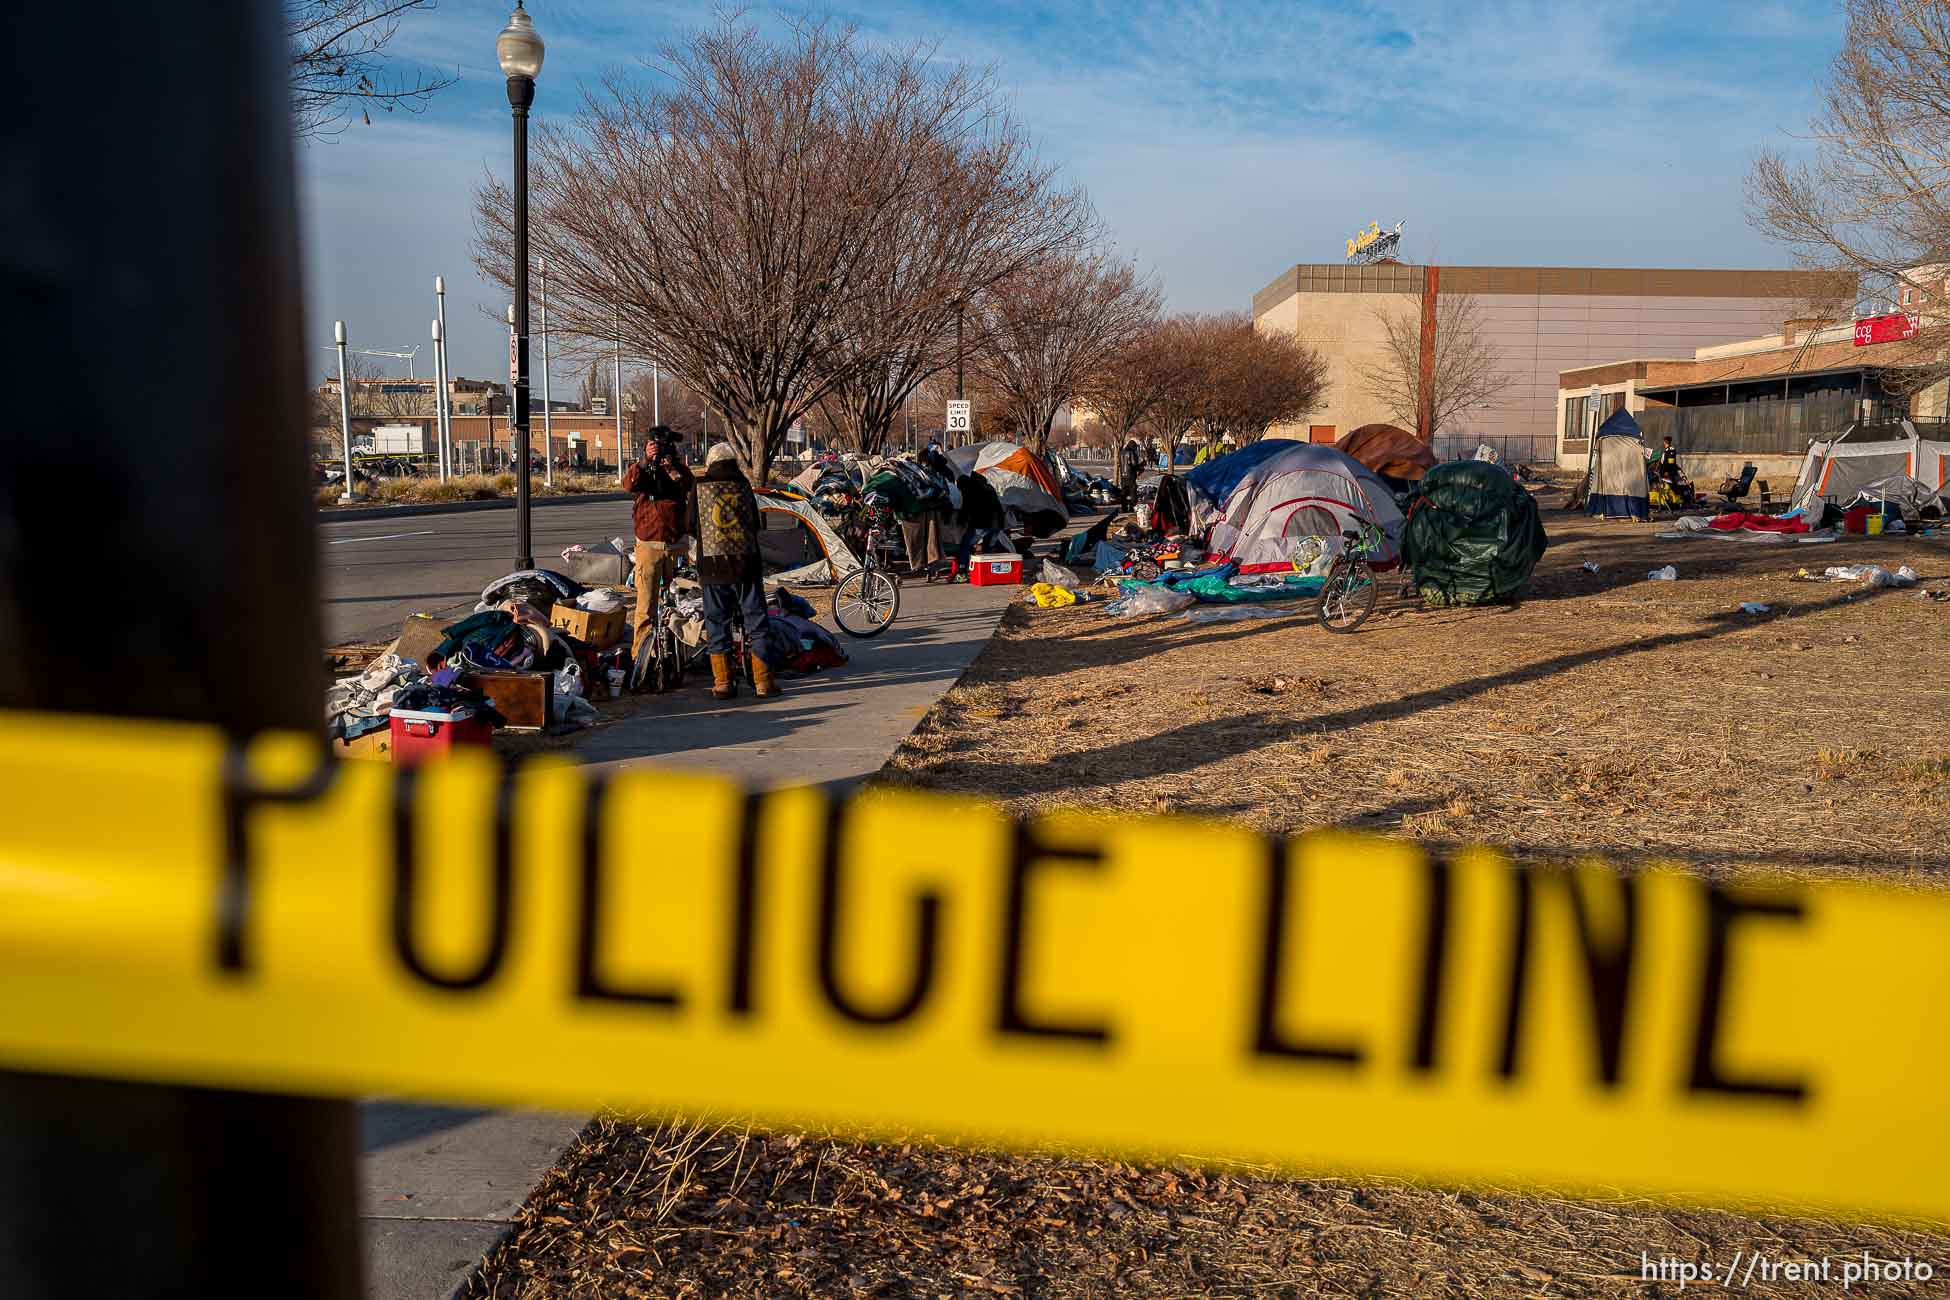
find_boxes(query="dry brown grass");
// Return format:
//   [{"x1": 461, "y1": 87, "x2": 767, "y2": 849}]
[
  {"x1": 882, "y1": 511, "x2": 1950, "y2": 882},
  {"x1": 468, "y1": 500, "x2": 1950, "y2": 1298},
  {"x1": 470, "y1": 1122, "x2": 1948, "y2": 1299},
  {"x1": 317, "y1": 471, "x2": 620, "y2": 509}
]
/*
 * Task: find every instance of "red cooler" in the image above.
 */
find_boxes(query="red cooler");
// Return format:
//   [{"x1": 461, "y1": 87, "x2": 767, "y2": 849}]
[
  {"x1": 388, "y1": 705, "x2": 493, "y2": 766},
  {"x1": 968, "y1": 553, "x2": 1021, "y2": 586}
]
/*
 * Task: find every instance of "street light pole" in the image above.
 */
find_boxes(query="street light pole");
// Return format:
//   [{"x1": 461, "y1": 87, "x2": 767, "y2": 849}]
[
  {"x1": 334, "y1": 321, "x2": 355, "y2": 502},
  {"x1": 498, "y1": 1, "x2": 545, "y2": 570},
  {"x1": 431, "y1": 317, "x2": 448, "y2": 481},
  {"x1": 435, "y1": 275, "x2": 453, "y2": 480}
]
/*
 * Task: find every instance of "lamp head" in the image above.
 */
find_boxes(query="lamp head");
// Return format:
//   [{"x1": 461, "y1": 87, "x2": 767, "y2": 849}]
[{"x1": 496, "y1": 3, "x2": 545, "y2": 80}]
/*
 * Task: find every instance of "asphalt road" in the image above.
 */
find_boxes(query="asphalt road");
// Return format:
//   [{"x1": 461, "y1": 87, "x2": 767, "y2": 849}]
[{"x1": 319, "y1": 501, "x2": 636, "y2": 645}]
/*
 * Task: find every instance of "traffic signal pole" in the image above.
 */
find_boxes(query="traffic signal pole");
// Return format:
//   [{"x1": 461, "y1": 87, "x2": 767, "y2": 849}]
[{"x1": 0, "y1": 5, "x2": 358, "y2": 1297}]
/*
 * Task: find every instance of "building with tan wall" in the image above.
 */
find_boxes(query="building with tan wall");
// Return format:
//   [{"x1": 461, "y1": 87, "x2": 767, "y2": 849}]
[{"x1": 1251, "y1": 263, "x2": 1850, "y2": 458}]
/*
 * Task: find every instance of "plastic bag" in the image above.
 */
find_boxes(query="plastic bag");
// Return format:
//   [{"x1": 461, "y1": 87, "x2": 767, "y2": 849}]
[
  {"x1": 1823, "y1": 564, "x2": 1914, "y2": 588},
  {"x1": 1029, "y1": 582, "x2": 1077, "y2": 609},
  {"x1": 576, "y1": 588, "x2": 628, "y2": 613},
  {"x1": 1648, "y1": 566, "x2": 1678, "y2": 581},
  {"x1": 1182, "y1": 605, "x2": 1301, "y2": 623},
  {"x1": 1109, "y1": 585, "x2": 1195, "y2": 616},
  {"x1": 1039, "y1": 561, "x2": 1083, "y2": 590}
]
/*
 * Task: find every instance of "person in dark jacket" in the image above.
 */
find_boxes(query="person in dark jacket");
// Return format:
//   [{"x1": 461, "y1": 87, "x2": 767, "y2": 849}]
[
  {"x1": 952, "y1": 469, "x2": 1008, "y2": 578},
  {"x1": 621, "y1": 426, "x2": 695, "y2": 668},
  {"x1": 694, "y1": 443, "x2": 779, "y2": 698},
  {"x1": 1118, "y1": 438, "x2": 1143, "y2": 510}
]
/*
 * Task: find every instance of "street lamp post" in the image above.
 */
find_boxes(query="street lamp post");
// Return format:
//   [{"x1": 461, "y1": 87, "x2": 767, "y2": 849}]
[
  {"x1": 334, "y1": 321, "x2": 355, "y2": 503},
  {"x1": 613, "y1": 304, "x2": 624, "y2": 483},
  {"x1": 498, "y1": 1, "x2": 545, "y2": 569},
  {"x1": 434, "y1": 276, "x2": 453, "y2": 480}
]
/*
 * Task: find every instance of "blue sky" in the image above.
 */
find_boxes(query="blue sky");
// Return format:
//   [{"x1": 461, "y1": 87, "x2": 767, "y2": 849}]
[{"x1": 296, "y1": 0, "x2": 1845, "y2": 391}]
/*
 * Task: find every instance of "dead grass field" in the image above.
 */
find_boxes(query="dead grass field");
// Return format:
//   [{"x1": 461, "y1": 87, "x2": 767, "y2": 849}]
[
  {"x1": 889, "y1": 511, "x2": 1950, "y2": 882},
  {"x1": 469, "y1": 499, "x2": 1950, "y2": 1299}
]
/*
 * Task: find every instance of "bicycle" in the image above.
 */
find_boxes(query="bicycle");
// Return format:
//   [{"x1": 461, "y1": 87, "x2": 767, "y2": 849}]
[
  {"x1": 832, "y1": 493, "x2": 902, "y2": 638},
  {"x1": 1315, "y1": 518, "x2": 1385, "y2": 634}
]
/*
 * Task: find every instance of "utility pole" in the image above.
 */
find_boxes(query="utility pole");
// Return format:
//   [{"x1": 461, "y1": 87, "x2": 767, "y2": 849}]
[
  {"x1": 540, "y1": 258, "x2": 553, "y2": 488},
  {"x1": 334, "y1": 321, "x2": 355, "y2": 502},
  {"x1": 0, "y1": 4, "x2": 358, "y2": 1297},
  {"x1": 613, "y1": 304, "x2": 624, "y2": 483}
]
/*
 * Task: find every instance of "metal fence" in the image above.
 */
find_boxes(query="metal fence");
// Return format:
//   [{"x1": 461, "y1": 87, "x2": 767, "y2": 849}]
[
  {"x1": 1634, "y1": 391, "x2": 1864, "y2": 456},
  {"x1": 1431, "y1": 433, "x2": 1557, "y2": 464}
]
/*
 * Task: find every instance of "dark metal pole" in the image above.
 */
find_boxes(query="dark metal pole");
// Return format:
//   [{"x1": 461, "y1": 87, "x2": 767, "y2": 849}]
[
  {"x1": 0, "y1": 4, "x2": 357, "y2": 1297},
  {"x1": 955, "y1": 305, "x2": 965, "y2": 401},
  {"x1": 511, "y1": 74, "x2": 536, "y2": 570}
]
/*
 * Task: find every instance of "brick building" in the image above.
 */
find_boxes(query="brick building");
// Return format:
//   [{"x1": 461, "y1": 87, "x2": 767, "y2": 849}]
[{"x1": 1250, "y1": 263, "x2": 1852, "y2": 458}]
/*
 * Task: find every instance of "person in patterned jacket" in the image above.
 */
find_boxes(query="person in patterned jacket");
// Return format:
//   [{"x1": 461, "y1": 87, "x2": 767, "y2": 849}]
[{"x1": 694, "y1": 443, "x2": 779, "y2": 698}]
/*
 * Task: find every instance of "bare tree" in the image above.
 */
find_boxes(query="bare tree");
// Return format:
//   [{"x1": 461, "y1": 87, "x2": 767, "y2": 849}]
[
  {"x1": 970, "y1": 253, "x2": 1161, "y2": 453},
  {"x1": 476, "y1": 17, "x2": 1081, "y2": 485},
  {"x1": 1204, "y1": 320, "x2": 1330, "y2": 444},
  {"x1": 1358, "y1": 293, "x2": 1509, "y2": 438},
  {"x1": 342, "y1": 354, "x2": 433, "y2": 419},
  {"x1": 1747, "y1": 0, "x2": 1950, "y2": 395},
  {"x1": 287, "y1": 0, "x2": 457, "y2": 140},
  {"x1": 1077, "y1": 324, "x2": 1188, "y2": 453}
]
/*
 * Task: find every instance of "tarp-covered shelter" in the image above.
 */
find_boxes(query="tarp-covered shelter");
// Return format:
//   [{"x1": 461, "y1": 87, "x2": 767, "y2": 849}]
[
  {"x1": 754, "y1": 490, "x2": 863, "y2": 587},
  {"x1": 1186, "y1": 439, "x2": 1405, "y2": 572},
  {"x1": 1585, "y1": 408, "x2": 1650, "y2": 520},
  {"x1": 1788, "y1": 421, "x2": 1950, "y2": 514},
  {"x1": 1337, "y1": 423, "x2": 1436, "y2": 486},
  {"x1": 947, "y1": 441, "x2": 1069, "y2": 535},
  {"x1": 1400, "y1": 460, "x2": 1549, "y2": 606}
]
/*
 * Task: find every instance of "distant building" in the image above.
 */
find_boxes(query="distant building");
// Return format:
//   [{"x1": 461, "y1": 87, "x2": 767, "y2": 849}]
[
  {"x1": 1251, "y1": 263, "x2": 1852, "y2": 459},
  {"x1": 1557, "y1": 316, "x2": 1947, "y2": 480}
]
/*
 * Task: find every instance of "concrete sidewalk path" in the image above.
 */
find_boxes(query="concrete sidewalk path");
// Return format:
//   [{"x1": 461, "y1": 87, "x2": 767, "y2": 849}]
[
  {"x1": 578, "y1": 578, "x2": 1013, "y2": 787},
  {"x1": 359, "y1": 573, "x2": 1017, "y2": 1299}
]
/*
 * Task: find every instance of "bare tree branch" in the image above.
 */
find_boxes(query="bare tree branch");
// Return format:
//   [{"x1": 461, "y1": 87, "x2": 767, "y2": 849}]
[
  {"x1": 1357, "y1": 293, "x2": 1509, "y2": 438},
  {"x1": 288, "y1": 0, "x2": 457, "y2": 140},
  {"x1": 1746, "y1": 0, "x2": 1950, "y2": 394},
  {"x1": 970, "y1": 253, "x2": 1161, "y2": 453}
]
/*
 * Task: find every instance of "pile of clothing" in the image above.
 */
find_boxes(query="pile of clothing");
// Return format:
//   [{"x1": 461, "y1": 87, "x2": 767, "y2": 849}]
[
  {"x1": 1116, "y1": 559, "x2": 1323, "y2": 606},
  {"x1": 762, "y1": 588, "x2": 848, "y2": 675},
  {"x1": 325, "y1": 653, "x2": 427, "y2": 742},
  {"x1": 790, "y1": 458, "x2": 865, "y2": 523}
]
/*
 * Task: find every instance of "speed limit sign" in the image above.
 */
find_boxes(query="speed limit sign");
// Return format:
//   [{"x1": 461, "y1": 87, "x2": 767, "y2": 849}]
[{"x1": 945, "y1": 400, "x2": 971, "y2": 434}]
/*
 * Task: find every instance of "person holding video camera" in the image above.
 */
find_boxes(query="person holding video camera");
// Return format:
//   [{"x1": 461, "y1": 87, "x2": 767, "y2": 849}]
[{"x1": 622, "y1": 425, "x2": 695, "y2": 668}]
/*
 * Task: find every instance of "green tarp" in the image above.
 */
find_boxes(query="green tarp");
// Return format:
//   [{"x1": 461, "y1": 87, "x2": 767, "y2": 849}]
[{"x1": 1398, "y1": 461, "x2": 1548, "y2": 606}]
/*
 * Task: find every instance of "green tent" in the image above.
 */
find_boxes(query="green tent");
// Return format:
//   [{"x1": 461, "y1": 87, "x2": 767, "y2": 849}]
[{"x1": 1398, "y1": 461, "x2": 1548, "y2": 606}]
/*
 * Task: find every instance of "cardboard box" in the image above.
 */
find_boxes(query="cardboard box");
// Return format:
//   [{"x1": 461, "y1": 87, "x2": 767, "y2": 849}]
[
  {"x1": 549, "y1": 601, "x2": 627, "y2": 650},
  {"x1": 394, "y1": 613, "x2": 449, "y2": 667},
  {"x1": 969, "y1": 553, "x2": 1021, "y2": 586},
  {"x1": 469, "y1": 670, "x2": 554, "y2": 731}
]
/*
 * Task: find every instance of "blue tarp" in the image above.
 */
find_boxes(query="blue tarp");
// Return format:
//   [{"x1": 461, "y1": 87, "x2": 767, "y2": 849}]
[{"x1": 1184, "y1": 438, "x2": 1303, "y2": 508}]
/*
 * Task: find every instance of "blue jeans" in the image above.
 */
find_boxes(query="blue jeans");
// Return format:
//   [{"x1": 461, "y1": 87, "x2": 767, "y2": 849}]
[
  {"x1": 702, "y1": 581, "x2": 768, "y2": 657},
  {"x1": 955, "y1": 527, "x2": 1004, "y2": 574}
]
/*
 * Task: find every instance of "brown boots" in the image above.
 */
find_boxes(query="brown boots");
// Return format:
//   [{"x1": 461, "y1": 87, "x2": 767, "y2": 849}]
[
  {"x1": 709, "y1": 653, "x2": 782, "y2": 699},
  {"x1": 751, "y1": 656, "x2": 782, "y2": 698}
]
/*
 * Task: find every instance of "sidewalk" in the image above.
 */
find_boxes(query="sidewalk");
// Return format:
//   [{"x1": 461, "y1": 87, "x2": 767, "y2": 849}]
[{"x1": 360, "y1": 575, "x2": 1017, "y2": 1299}]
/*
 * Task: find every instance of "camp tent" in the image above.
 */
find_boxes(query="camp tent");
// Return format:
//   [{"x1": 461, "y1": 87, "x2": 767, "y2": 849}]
[
  {"x1": 1186, "y1": 439, "x2": 1405, "y2": 572},
  {"x1": 946, "y1": 441, "x2": 1070, "y2": 534},
  {"x1": 1787, "y1": 421, "x2": 1950, "y2": 513},
  {"x1": 1337, "y1": 423, "x2": 1436, "y2": 486},
  {"x1": 754, "y1": 490, "x2": 863, "y2": 587},
  {"x1": 1585, "y1": 408, "x2": 1650, "y2": 520}
]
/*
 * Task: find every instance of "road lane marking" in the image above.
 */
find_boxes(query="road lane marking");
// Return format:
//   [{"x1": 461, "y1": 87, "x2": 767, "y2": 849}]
[{"x1": 327, "y1": 530, "x2": 438, "y2": 546}]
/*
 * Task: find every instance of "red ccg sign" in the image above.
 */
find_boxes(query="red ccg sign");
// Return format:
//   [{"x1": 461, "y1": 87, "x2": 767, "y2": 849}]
[{"x1": 1854, "y1": 313, "x2": 1918, "y2": 346}]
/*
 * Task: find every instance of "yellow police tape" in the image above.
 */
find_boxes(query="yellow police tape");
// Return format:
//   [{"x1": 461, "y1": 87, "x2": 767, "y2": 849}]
[{"x1": 1, "y1": 710, "x2": 1945, "y2": 1223}]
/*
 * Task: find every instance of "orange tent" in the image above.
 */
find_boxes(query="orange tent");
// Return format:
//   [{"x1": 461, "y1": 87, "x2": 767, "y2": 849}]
[{"x1": 1337, "y1": 424, "x2": 1436, "y2": 482}]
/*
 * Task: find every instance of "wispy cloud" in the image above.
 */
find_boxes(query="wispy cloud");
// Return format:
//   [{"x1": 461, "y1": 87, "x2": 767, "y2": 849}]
[{"x1": 296, "y1": 0, "x2": 1843, "y2": 382}]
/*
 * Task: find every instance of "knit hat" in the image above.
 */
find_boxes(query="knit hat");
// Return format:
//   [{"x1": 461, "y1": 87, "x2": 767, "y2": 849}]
[{"x1": 706, "y1": 443, "x2": 737, "y2": 466}]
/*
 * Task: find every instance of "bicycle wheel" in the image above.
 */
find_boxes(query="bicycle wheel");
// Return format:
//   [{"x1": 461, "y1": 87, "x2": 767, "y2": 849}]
[
  {"x1": 833, "y1": 568, "x2": 901, "y2": 637},
  {"x1": 1316, "y1": 556, "x2": 1377, "y2": 633}
]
